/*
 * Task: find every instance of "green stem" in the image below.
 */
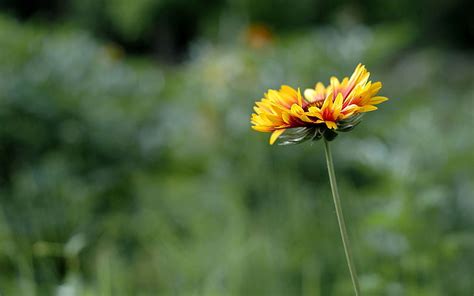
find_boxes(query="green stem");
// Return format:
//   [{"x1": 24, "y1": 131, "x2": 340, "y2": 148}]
[{"x1": 323, "y1": 139, "x2": 361, "y2": 296}]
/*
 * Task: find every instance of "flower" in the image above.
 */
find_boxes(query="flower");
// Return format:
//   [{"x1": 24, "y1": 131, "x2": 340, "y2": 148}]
[{"x1": 251, "y1": 64, "x2": 388, "y2": 144}]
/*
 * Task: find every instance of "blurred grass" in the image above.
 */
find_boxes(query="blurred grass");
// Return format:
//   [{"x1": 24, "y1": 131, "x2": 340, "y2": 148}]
[{"x1": 0, "y1": 14, "x2": 473, "y2": 295}]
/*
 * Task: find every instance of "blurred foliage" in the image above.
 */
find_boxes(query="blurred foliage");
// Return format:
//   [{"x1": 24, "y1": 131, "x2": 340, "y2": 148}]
[
  {"x1": 0, "y1": 0, "x2": 472, "y2": 60},
  {"x1": 0, "y1": 10, "x2": 474, "y2": 296}
]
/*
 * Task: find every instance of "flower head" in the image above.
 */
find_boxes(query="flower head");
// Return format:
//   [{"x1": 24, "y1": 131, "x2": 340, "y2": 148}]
[{"x1": 251, "y1": 64, "x2": 388, "y2": 144}]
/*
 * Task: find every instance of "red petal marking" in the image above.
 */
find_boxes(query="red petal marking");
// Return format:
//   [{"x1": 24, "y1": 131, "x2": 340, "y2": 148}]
[{"x1": 342, "y1": 81, "x2": 356, "y2": 99}]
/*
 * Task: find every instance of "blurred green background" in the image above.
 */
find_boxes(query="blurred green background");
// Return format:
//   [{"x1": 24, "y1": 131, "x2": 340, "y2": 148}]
[{"x1": 0, "y1": 0, "x2": 473, "y2": 295}]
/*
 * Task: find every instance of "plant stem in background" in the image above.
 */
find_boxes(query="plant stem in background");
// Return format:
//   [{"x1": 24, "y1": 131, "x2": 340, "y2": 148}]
[{"x1": 323, "y1": 139, "x2": 361, "y2": 296}]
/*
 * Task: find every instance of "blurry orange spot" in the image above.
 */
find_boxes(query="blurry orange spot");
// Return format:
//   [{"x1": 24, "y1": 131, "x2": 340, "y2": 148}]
[{"x1": 245, "y1": 24, "x2": 273, "y2": 49}]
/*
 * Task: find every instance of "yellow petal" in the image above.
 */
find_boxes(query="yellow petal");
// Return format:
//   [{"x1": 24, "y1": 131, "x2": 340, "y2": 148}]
[
  {"x1": 369, "y1": 82, "x2": 382, "y2": 95},
  {"x1": 341, "y1": 104, "x2": 358, "y2": 117},
  {"x1": 290, "y1": 104, "x2": 304, "y2": 114},
  {"x1": 321, "y1": 94, "x2": 332, "y2": 111},
  {"x1": 297, "y1": 88, "x2": 303, "y2": 106},
  {"x1": 270, "y1": 129, "x2": 285, "y2": 145},
  {"x1": 325, "y1": 121, "x2": 337, "y2": 129},
  {"x1": 334, "y1": 93, "x2": 343, "y2": 109},
  {"x1": 370, "y1": 96, "x2": 389, "y2": 104},
  {"x1": 300, "y1": 114, "x2": 314, "y2": 123},
  {"x1": 280, "y1": 85, "x2": 296, "y2": 94},
  {"x1": 282, "y1": 112, "x2": 291, "y2": 124},
  {"x1": 267, "y1": 90, "x2": 280, "y2": 102},
  {"x1": 252, "y1": 126, "x2": 273, "y2": 132},
  {"x1": 315, "y1": 82, "x2": 326, "y2": 93},
  {"x1": 358, "y1": 105, "x2": 378, "y2": 112},
  {"x1": 359, "y1": 72, "x2": 370, "y2": 85},
  {"x1": 304, "y1": 88, "x2": 316, "y2": 102},
  {"x1": 330, "y1": 77, "x2": 340, "y2": 89}
]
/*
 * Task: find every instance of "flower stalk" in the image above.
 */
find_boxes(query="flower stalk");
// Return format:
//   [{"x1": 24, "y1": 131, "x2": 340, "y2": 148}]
[{"x1": 323, "y1": 139, "x2": 361, "y2": 296}]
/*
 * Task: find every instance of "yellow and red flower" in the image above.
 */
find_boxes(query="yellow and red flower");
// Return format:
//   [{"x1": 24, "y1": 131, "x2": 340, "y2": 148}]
[{"x1": 251, "y1": 64, "x2": 388, "y2": 144}]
